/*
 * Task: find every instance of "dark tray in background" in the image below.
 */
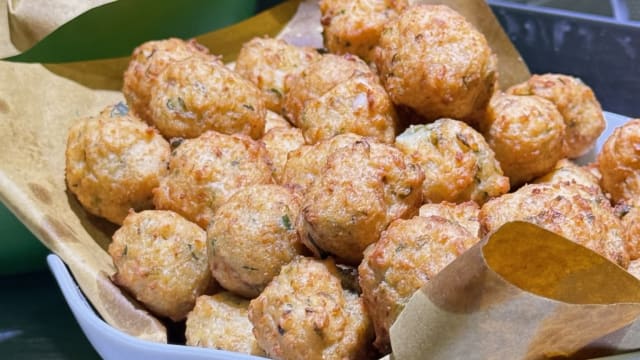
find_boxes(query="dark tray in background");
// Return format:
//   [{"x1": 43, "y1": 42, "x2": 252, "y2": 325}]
[{"x1": 488, "y1": 0, "x2": 640, "y2": 117}]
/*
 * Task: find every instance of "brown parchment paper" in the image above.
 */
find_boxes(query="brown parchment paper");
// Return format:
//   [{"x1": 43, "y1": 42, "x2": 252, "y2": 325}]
[
  {"x1": 0, "y1": 0, "x2": 546, "y2": 352},
  {"x1": 391, "y1": 222, "x2": 640, "y2": 359}
]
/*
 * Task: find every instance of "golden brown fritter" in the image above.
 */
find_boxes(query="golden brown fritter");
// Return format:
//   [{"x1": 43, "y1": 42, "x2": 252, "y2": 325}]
[
  {"x1": 298, "y1": 74, "x2": 398, "y2": 144},
  {"x1": 534, "y1": 158, "x2": 603, "y2": 194},
  {"x1": 479, "y1": 182, "x2": 629, "y2": 268},
  {"x1": 597, "y1": 119, "x2": 640, "y2": 205},
  {"x1": 260, "y1": 126, "x2": 305, "y2": 183},
  {"x1": 235, "y1": 37, "x2": 321, "y2": 114},
  {"x1": 207, "y1": 185, "x2": 304, "y2": 298},
  {"x1": 152, "y1": 131, "x2": 273, "y2": 229},
  {"x1": 264, "y1": 110, "x2": 293, "y2": 132},
  {"x1": 283, "y1": 53, "x2": 374, "y2": 126},
  {"x1": 507, "y1": 74, "x2": 605, "y2": 158},
  {"x1": 374, "y1": 4, "x2": 497, "y2": 123},
  {"x1": 319, "y1": 0, "x2": 408, "y2": 62},
  {"x1": 395, "y1": 119, "x2": 509, "y2": 205},
  {"x1": 621, "y1": 204, "x2": 640, "y2": 260},
  {"x1": 482, "y1": 93, "x2": 566, "y2": 187},
  {"x1": 299, "y1": 139, "x2": 424, "y2": 265},
  {"x1": 627, "y1": 259, "x2": 640, "y2": 280},
  {"x1": 65, "y1": 104, "x2": 170, "y2": 225},
  {"x1": 108, "y1": 210, "x2": 211, "y2": 321},
  {"x1": 248, "y1": 257, "x2": 374, "y2": 360},
  {"x1": 122, "y1": 38, "x2": 210, "y2": 122},
  {"x1": 358, "y1": 215, "x2": 478, "y2": 353},
  {"x1": 584, "y1": 162, "x2": 604, "y2": 183},
  {"x1": 281, "y1": 133, "x2": 363, "y2": 195},
  {"x1": 186, "y1": 293, "x2": 265, "y2": 355},
  {"x1": 419, "y1": 201, "x2": 481, "y2": 238},
  {"x1": 149, "y1": 56, "x2": 266, "y2": 139}
]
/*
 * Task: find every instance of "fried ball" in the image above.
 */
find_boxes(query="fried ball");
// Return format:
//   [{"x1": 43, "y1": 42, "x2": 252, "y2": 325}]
[
  {"x1": 261, "y1": 126, "x2": 305, "y2": 183},
  {"x1": 627, "y1": 259, "x2": 640, "y2": 280},
  {"x1": 235, "y1": 37, "x2": 321, "y2": 114},
  {"x1": 281, "y1": 133, "x2": 363, "y2": 194},
  {"x1": 248, "y1": 257, "x2": 374, "y2": 360},
  {"x1": 65, "y1": 105, "x2": 170, "y2": 225},
  {"x1": 299, "y1": 139, "x2": 424, "y2": 264},
  {"x1": 479, "y1": 182, "x2": 629, "y2": 268},
  {"x1": 507, "y1": 74, "x2": 605, "y2": 158},
  {"x1": 283, "y1": 53, "x2": 374, "y2": 125},
  {"x1": 482, "y1": 93, "x2": 566, "y2": 187},
  {"x1": 584, "y1": 162, "x2": 604, "y2": 183},
  {"x1": 208, "y1": 185, "x2": 304, "y2": 298},
  {"x1": 419, "y1": 201, "x2": 481, "y2": 238},
  {"x1": 264, "y1": 110, "x2": 293, "y2": 132},
  {"x1": 108, "y1": 210, "x2": 211, "y2": 321},
  {"x1": 298, "y1": 74, "x2": 398, "y2": 144},
  {"x1": 622, "y1": 205, "x2": 640, "y2": 260},
  {"x1": 395, "y1": 119, "x2": 509, "y2": 205},
  {"x1": 534, "y1": 158, "x2": 603, "y2": 194},
  {"x1": 374, "y1": 4, "x2": 497, "y2": 123},
  {"x1": 597, "y1": 119, "x2": 640, "y2": 205},
  {"x1": 359, "y1": 215, "x2": 478, "y2": 353},
  {"x1": 153, "y1": 131, "x2": 273, "y2": 228},
  {"x1": 123, "y1": 38, "x2": 210, "y2": 122},
  {"x1": 319, "y1": 0, "x2": 408, "y2": 62},
  {"x1": 185, "y1": 292, "x2": 265, "y2": 355},
  {"x1": 149, "y1": 56, "x2": 266, "y2": 139}
]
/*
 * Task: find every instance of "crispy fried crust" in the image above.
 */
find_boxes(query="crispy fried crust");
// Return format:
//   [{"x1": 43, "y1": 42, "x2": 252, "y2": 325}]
[
  {"x1": 534, "y1": 158, "x2": 603, "y2": 194},
  {"x1": 395, "y1": 119, "x2": 509, "y2": 204},
  {"x1": 186, "y1": 293, "x2": 265, "y2": 355},
  {"x1": 299, "y1": 139, "x2": 424, "y2": 264},
  {"x1": 281, "y1": 133, "x2": 363, "y2": 195},
  {"x1": 621, "y1": 205, "x2": 640, "y2": 260},
  {"x1": 508, "y1": 74, "x2": 605, "y2": 158},
  {"x1": 298, "y1": 74, "x2": 398, "y2": 144},
  {"x1": 109, "y1": 210, "x2": 211, "y2": 321},
  {"x1": 149, "y1": 56, "x2": 266, "y2": 139},
  {"x1": 207, "y1": 185, "x2": 303, "y2": 298},
  {"x1": 123, "y1": 38, "x2": 210, "y2": 122},
  {"x1": 627, "y1": 259, "x2": 640, "y2": 280},
  {"x1": 248, "y1": 257, "x2": 374, "y2": 360},
  {"x1": 235, "y1": 37, "x2": 321, "y2": 114},
  {"x1": 152, "y1": 131, "x2": 273, "y2": 228},
  {"x1": 358, "y1": 215, "x2": 478, "y2": 353},
  {"x1": 482, "y1": 93, "x2": 566, "y2": 187},
  {"x1": 261, "y1": 126, "x2": 305, "y2": 184},
  {"x1": 418, "y1": 201, "x2": 481, "y2": 238},
  {"x1": 597, "y1": 119, "x2": 640, "y2": 205},
  {"x1": 320, "y1": 0, "x2": 408, "y2": 62},
  {"x1": 264, "y1": 110, "x2": 293, "y2": 132},
  {"x1": 374, "y1": 4, "x2": 497, "y2": 123},
  {"x1": 65, "y1": 105, "x2": 170, "y2": 224},
  {"x1": 283, "y1": 53, "x2": 374, "y2": 126}
]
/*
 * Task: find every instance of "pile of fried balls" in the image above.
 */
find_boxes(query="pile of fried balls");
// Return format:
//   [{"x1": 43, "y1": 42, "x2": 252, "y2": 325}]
[{"x1": 65, "y1": 1, "x2": 640, "y2": 359}]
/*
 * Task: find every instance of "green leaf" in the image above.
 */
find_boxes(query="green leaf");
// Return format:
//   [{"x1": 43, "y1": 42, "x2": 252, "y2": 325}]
[
  {"x1": 5, "y1": 0, "x2": 258, "y2": 63},
  {"x1": 281, "y1": 214, "x2": 292, "y2": 230}
]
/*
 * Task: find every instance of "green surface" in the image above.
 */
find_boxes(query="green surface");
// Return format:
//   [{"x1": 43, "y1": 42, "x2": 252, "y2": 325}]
[
  {"x1": 6, "y1": 0, "x2": 258, "y2": 63},
  {"x1": 0, "y1": 203, "x2": 49, "y2": 274}
]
